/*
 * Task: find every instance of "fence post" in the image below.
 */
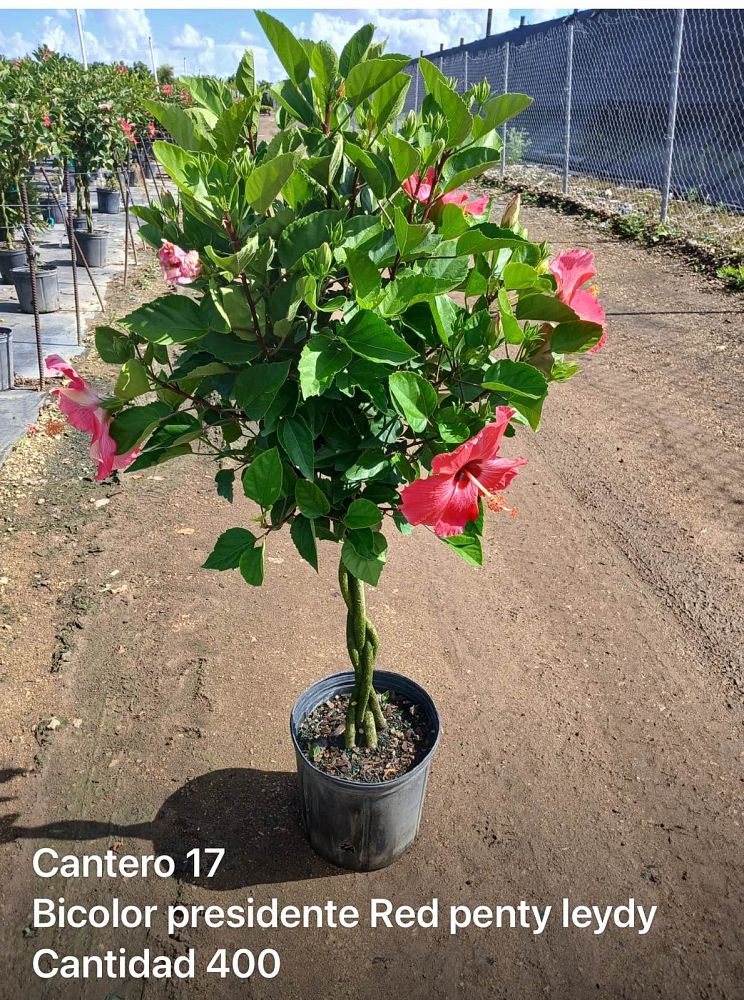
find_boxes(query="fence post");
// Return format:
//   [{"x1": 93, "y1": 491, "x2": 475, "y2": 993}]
[
  {"x1": 562, "y1": 20, "x2": 575, "y2": 194},
  {"x1": 464, "y1": 50, "x2": 469, "y2": 93},
  {"x1": 660, "y1": 9, "x2": 685, "y2": 223},
  {"x1": 414, "y1": 58, "x2": 419, "y2": 111},
  {"x1": 500, "y1": 42, "x2": 510, "y2": 178}
]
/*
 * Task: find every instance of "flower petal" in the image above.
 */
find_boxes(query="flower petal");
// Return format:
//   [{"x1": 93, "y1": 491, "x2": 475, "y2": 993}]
[
  {"x1": 400, "y1": 472, "x2": 479, "y2": 535},
  {"x1": 472, "y1": 455, "x2": 527, "y2": 493},
  {"x1": 549, "y1": 249, "x2": 596, "y2": 302},
  {"x1": 432, "y1": 407, "x2": 515, "y2": 476},
  {"x1": 568, "y1": 287, "x2": 605, "y2": 327}
]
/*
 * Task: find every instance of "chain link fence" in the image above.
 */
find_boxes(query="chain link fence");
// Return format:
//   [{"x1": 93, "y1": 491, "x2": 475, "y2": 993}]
[{"x1": 402, "y1": 9, "x2": 744, "y2": 256}]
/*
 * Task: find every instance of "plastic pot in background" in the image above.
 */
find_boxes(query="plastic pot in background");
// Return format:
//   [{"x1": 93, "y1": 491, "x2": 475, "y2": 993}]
[
  {"x1": 40, "y1": 196, "x2": 67, "y2": 226},
  {"x1": 72, "y1": 217, "x2": 88, "y2": 233},
  {"x1": 11, "y1": 266, "x2": 60, "y2": 314},
  {"x1": 0, "y1": 247, "x2": 28, "y2": 285},
  {"x1": 0, "y1": 327, "x2": 13, "y2": 390},
  {"x1": 128, "y1": 168, "x2": 138, "y2": 187},
  {"x1": 290, "y1": 670, "x2": 441, "y2": 872},
  {"x1": 96, "y1": 188, "x2": 120, "y2": 215},
  {"x1": 75, "y1": 230, "x2": 108, "y2": 268}
]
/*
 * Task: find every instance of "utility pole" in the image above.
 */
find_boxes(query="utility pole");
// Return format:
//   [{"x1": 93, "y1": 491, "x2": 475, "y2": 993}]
[
  {"x1": 75, "y1": 9, "x2": 87, "y2": 69},
  {"x1": 148, "y1": 35, "x2": 158, "y2": 84}
]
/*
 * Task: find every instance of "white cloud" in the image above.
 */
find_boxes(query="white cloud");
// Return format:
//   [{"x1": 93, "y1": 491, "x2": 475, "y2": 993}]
[{"x1": 0, "y1": 8, "x2": 569, "y2": 80}]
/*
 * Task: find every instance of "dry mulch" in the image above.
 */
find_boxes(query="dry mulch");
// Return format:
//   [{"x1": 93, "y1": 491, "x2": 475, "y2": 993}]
[{"x1": 297, "y1": 691, "x2": 436, "y2": 783}]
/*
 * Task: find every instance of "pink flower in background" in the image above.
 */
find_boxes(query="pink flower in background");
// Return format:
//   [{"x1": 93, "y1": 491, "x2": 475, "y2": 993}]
[
  {"x1": 402, "y1": 168, "x2": 435, "y2": 204},
  {"x1": 147, "y1": 121, "x2": 156, "y2": 138},
  {"x1": 45, "y1": 355, "x2": 140, "y2": 481},
  {"x1": 400, "y1": 407, "x2": 526, "y2": 537},
  {"x1": 118, "y1": 117, "x2": 137, "y2": 144},
  {"x1": 440, "y1": 189, "x2": 489, "y2": 216},
  {"x1": 42, "y1": 114, "x2": 52, "y2": 127},
  {"x1": 115, "y1": 65, "x2": 127, "y2": 74},
  {"x1": 161, "y1": 84, "x2": 173, "y2": 95},
  {"x1": 158, "y1": 240, "x2": 202, "y2": 286},
  {"x1": 549, "y1": 248, "x2": 606, "y2": 352}
]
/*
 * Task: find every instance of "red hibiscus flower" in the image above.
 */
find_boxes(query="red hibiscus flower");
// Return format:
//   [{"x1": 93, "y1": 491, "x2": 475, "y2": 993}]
[
  {"x1": 45, "y1": 355, "x2": 141, "y2": 480},
  {"x1": 161, "y1": 84, "x2": 173, "y2": 95},
  {"x1": 439, "y1": 189, "x2": 489, "y2": 217},
  {"x1": 549, "y1": 248, "x2": 606, "y2": 352},
  {"x1": 399, "y1": 407, "x2": 526, "y2": 537},
  {"x1": 42, "y1": 114, "x2": 52, "y2": 127},
  {"x1": 402, "y1": 168, "x2": 435, "y2": 204}
]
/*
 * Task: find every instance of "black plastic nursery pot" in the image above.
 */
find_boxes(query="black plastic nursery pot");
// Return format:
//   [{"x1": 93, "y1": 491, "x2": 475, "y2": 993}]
[
  {"x1": 40, "y1": 196, "x2": 67, "y2": 226},
  {"x1": 75, "y1": 230, "x2": 108, "y2": 268},
  {"x1": 290, "y1": 670, "x2": 441, "y2": 872},
  {"x1": 72, "y1": 216, "x2": 88, "y2": 233},
  {"x1": 0, "y1": 247, "x2": 27, "y2": 285},
  {"x1": 128, "y1": 168, "x2": 138, "y2": 187},
  {"x1": 96, "y1": 188, "x2": 120, "y2": 215},
  {"x1": 11, "y1": 266, "x2": 60, "y2": 314}
]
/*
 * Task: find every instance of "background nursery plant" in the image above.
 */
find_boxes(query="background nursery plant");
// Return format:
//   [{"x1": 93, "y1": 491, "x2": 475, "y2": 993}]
[{"x1": 52, "y1": 13, "x2": 606, "y2": 753}]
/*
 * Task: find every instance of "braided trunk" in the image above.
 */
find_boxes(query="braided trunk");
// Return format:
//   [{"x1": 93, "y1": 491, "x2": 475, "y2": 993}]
[{"x1": 338, "y1": 559, "x2": 387, "y2": 749}]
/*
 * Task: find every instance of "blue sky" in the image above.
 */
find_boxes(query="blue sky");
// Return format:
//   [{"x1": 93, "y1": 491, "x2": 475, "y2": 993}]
[{"x1": 0, "y1": 8, "x2": 570, "y2": 79}]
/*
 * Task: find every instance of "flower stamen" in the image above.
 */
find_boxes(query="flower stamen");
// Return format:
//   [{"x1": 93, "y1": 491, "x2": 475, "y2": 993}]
[{"x1": 464, "y1": 470, "x2": 519, "y2": 517}]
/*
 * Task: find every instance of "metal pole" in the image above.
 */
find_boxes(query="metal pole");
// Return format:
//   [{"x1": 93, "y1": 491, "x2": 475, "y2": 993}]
[
  {"x1": 19, "y1": 181, "x2": 44, "y2": 388},
  {"x1": 148, "y1": 35, "x2": 158, "y2": 84},
  {"x1": 414, "y1": 59, "x2": 419, "y2": 112},
  {"x1": 486, "y1": 9, "x2": 493, "y2": 37},
  {"x1": 562, "y1": 20, "x2": 574, "y2": 195},
  {"x1": 75, "y1": 9, "x2": 88, "y2": 70},
  {"x1": 500, "y1": 43, "x2": 510, "y2": 179},
  {"x1": 464, "y1": 50, "x2": 469, "y2": 94},
  {"x1": 63, "y1": 161, "x2": 82, "y2": 345},
  {"x1": 660, "y1": 9, "x2": 685, "y2": 223}
]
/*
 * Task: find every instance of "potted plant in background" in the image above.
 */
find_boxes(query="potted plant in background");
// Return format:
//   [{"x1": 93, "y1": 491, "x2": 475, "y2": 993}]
[{"x1": 48, "y1": 16, "x2": 606, "y2": 871}]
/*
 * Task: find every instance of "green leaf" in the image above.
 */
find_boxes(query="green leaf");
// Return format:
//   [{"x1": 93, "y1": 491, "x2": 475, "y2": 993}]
[
  {"x1": 239, "y1": 541, "x2": 265, "y2": 586},
  {"x1": 309, "y1": 40, "x2": 338, "y2": 88},
  {"x1": 389, "y1": 371, "x2": 438, "y2": 433},
  {"x1": 344, "y1": 249, "x2": 381, "y2": 307},
  {"x1": 242, "y1": 447, "x2": 283, "y2": 508},
  {"x1": 278, "y1": 416, "x2": 314, "y2": 479},
  {"x1": 344, "y1": 449, "x2": 389, "y2": 483},
  {"x1": 393, "y1": 207, "x2": 433, "y2": 258},
  {"x1": 344, "y1": 498, "x2": 382, "y2": 529},
  {"x1": 234, "y1": 361, "x2": 290, "y2": 419},
  {"x1": 109, "y1": 402, "x2": 169, "y2": 454},
  {"x1": 235, "y1": 49, "x2": 256, "y2": 97},
  {"x1": 271, "y1": 78, "x2": 316, "y2": 126},
  {"x1": 379, "y1": 257, "x2": 469, "y2": 317},
  {"x1": 473, "y1": 93, "x2": 533, "y2": 140},
  {"x1": 339, "y1": 23, "x2": 374, "y2": 76},
  {"x1": 442, "y1": 531, "x2": 483, "y2": 566},
  {"x1": 344, "y1": 141, "x2": 388, "y2": 199},
  {"x1": 419, "y1": 57, "x2": 471, "y2": 145},
  {"x1": 441, "y1": 139, "x2": 502, "y2": 192},
  {"x1": 200, "y1": 330, "x2": 260, "y2": 364},
  {"x1": 345, "y1": 55, "x2": 411, "y2": 107},
  {"x1": 298, "y1": 335, "x2": 351, "y2": 398},
  {"x1": 142, "y1": 99, "x2": 205, "y2": 153},
  {"x1": 277, "y1": 210, "x2": 344, "y2": 269},
  {"x1": 212, "y1": 100, "x2": 252, "y2": 159},
  {"x1": 340, "y1": 310, "x2": 418, "y2": 365},
  {"x1": 387, "y1": 133, "x2": 421, "y2": 184},
  {"x1": 119, "y1": 294, "x2": 207, "y2": 346},
  {"x1": 503, "y1": 261, "x2": 542, "y2": 290},
  {"x1": 551, "y1": 321, "x2": 604, "y2": 353},
  {"x1": 114, "y1": 359, "x2": 150, "y2": 401},
  {"x1": 515, "y1": 293, "x2": 578, "y2": 323},
  {"x1": 95, "y1": 325, "x2": 134, "y2": 364},
  {"x1": 203, "y1": 527, "x2": 255, "y2": 569},
  {"x1": 342, "y1": 528, "x2": 388, "y2": 586},
  {"x1": 497, "y1": 288, "x2": 524, "y2": 345},
  {"x1": 255, "y1": 10, "x2": 310, "y2": 86},
  {"x1": 290, "y1": 514, "x2": 318, "y2": 571},
  {"x1": 152, "y1": 142, "x2": 211, "y2": 208},
  {"x1": 429, "y1": 294, "x2": 458, "y2": 346},
  {"x1": 245, "y1": 152, "x2": 299, "y2": 215},
  {"x1": 483, "y1": 358, "x2": 548, "y2": 430},
  {"x1": 215, "y1": 468, "x2": 235, "y2": 502},
  {"x1": 295, "y1": 478, "x2": 330, "y2": 518},
  {"x1": 370, "y1": 74, "x2": 411, "y2": 130}
]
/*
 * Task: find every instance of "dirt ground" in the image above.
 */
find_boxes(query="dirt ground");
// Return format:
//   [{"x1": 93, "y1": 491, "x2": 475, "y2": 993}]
[{"x1": 0, "y1": 199, "x2": 742, "y2": 1000}]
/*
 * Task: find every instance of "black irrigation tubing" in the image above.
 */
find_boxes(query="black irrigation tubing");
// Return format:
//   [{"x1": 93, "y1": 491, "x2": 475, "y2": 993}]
[
  {"x1": 37, "y1": 165, "x2": 105, "y2": 313},
  {"x1": 19, "y1": 183, "x2": 44, "y2": 389}
]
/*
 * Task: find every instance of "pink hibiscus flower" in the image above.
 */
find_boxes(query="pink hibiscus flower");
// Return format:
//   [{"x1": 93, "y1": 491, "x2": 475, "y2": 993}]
[
  {"x1": 402, "y1": 168, "x2": 436, "y2": 204},
  {"x1": 118, "y1": 117, "x2": 137, "y2": 144},
  {"x1": 158, "y1": 240, "x2": 202, "y2": 285},
  {"x1": 439, "y1": 189, "x2": 489, "y2": 217},
  {"x1": 161, "y1": 84, "x2": 173, "y2": 96},
  {"x1": 147, "y1": 120, "x2": 156, "y2": 138},
  {"x1": 399, "y1": 407, "x2": 526, "y2": 537},
  {"x1": 45, "y1": 355, "x2": 141, "y2": 481},
  {"x1": 42, "y1": 114, "x2": 52, "y2": 127},
  {"x1": 549, "y1": 248, "x2": 606, "y2": 352}
]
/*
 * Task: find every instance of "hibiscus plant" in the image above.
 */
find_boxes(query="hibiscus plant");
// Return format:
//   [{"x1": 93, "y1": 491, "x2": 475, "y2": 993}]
[{"x1": 50, "y1": 15, "x2": 606, "y2": 750}]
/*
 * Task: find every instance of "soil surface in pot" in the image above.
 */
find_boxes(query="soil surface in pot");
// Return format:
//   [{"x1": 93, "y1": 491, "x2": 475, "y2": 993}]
[{"x1": 297, "y1": 691, "x2": 436, "y2": 782}]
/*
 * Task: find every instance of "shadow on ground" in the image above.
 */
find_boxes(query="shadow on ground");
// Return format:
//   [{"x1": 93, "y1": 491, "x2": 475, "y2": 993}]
[{"x1": 0, "y1": 767, "x2": 340, "y2": 888}]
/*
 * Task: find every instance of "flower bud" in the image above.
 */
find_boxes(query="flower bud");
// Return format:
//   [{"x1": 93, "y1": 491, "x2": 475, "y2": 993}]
[{"x1": 500, "y1": 193, "x2": 521, "y2": 229}]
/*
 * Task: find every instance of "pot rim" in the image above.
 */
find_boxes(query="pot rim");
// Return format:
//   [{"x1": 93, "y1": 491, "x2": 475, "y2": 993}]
[
  {"x1": 11, "y1": 264, "x2": 58, "y2": 276},
  {"x1": 290, "y1": 669, "x2": 441, "y2": 793},
  {"x1": 0, "y1": 246, "x2": 27, "y2": 254},
  {"x1": 76, "y1": 229, "x2": 109, "y2": 238}
]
